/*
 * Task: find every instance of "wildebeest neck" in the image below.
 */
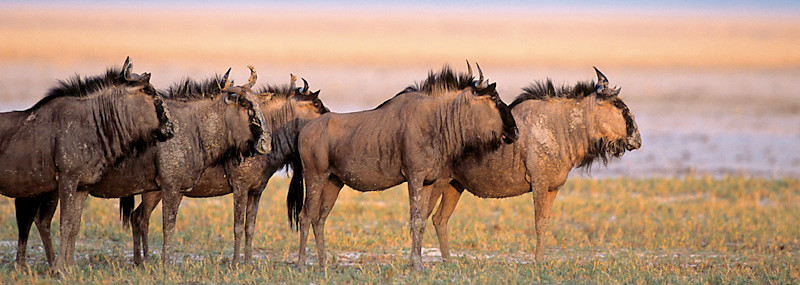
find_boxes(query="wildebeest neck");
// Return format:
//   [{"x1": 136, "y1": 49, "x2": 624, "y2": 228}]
[{"x1": 425, "y1": 93, "x2": 505, "y2": 164}]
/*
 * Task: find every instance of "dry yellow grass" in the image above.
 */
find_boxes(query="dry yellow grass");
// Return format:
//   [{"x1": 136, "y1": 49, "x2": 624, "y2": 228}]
[{"x1": 1, "y1": 5, "x2": 799, "y2": 69}]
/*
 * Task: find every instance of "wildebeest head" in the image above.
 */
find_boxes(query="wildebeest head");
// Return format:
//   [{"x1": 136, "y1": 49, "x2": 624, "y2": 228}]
[
  {"x1": 468, "y1": 62, "x2": 518, "y2": 144},
  {"x1": 118, "y1": 57, "x2": 175, "y2": 141},
  {"x1": 219, "y1": 66, "x2": 271, "y2": 155},
  {"x1": 589, "y1": 67, "x2": 641, "y2": 157}
]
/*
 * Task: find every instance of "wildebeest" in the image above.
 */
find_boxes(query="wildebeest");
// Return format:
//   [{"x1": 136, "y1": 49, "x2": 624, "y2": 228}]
[
  {"x1": 79, "y1": 66, "x2": 272, "y2": 267},
  {"x1": 8, "y1": 66, "x2": 271, "y2": 269},
  {"x1": 424, "y1": 67, "x2": 642, "y2": 261},
  {"x1": 0, "y1": 57, "x2": 174, "y2": 272},
  {"x1": 288, "y1": 63, "x2": 519, "y2": 270},
  {"x1": 124, "y1": 74, "x2": 329, "y2": 265}
]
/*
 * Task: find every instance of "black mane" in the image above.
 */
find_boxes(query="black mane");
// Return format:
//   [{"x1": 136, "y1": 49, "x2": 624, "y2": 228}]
[
  {"x1": 376, "y1": 65, "x2": 475, "y2": 109},
  {"x1": 509, "y1": 79, "x2": 599, "y2": 109},
  {"x1": 256, "y1": 84, "x2": 296, "y2": 101},
  {"x1": 160, "y1": 75, "x2": 225, "y2": 101},
  {"x1": 31, "y1": 67, "x2": 131, "y2": 111}
]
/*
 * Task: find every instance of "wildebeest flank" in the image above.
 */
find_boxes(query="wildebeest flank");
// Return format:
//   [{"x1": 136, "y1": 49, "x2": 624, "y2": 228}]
[
  {"x1": 125, "y1": 74, "x2": 329, "y2": 265},
  {"x1": 0, "y1": 57, "x2": 174, "y2": 273},
  {"x1": 424, "y1": 68, "x2": 642, "y2": 262},
  {"x1": 288, "y1": 63, "x2": 518, "y2": 271}
]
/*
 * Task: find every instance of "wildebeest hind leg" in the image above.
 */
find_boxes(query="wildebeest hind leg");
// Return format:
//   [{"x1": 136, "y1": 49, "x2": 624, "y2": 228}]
[
  {"x1": 133, "y1": 192, "x2": 161, "y2": 265},
  {"x1": 430, "y1": 184, "x2": 462, "y2": 262},
  {"x1": 533, "y1": 189, "x2": 559, "y2": 261},
  {"x1": 35, "y1": 192, "x2": 59, "y2": 266},
  {"x1": 311, "y1": 178, "x2": 343, "y2": 268},
  {"x1": 297, "y1": 173, "x2": 325, "y2": 269},
  {"x1": 14, "y1": 197, "x2": 39, "y2": 267}
]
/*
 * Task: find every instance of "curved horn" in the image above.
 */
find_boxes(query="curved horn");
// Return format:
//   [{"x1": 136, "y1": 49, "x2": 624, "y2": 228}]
[
  {"x1": 219, "y1": 68, "x2": 232, "y2": 90},
  {"x1": 594, "y1": 66, "x2": 610, "y2": 90},
  {"x1": 476, "y1": 62, "x2": 486, "y2": 88},
  {"x1": 301, "y1": 78, "x2": 309, "y2": 94},
  {"x1": 466, "y1": 60, "x2": 473, "y2": 79},
  {"x1": 290, "y1": 73, "x2": 297, "y2": 91},
  {"x1": 122, "y1": 56, "x2": 132, "y2": 78},
  {"x1": 245, "y1": 65, "x2": 257, "y2": 88}
]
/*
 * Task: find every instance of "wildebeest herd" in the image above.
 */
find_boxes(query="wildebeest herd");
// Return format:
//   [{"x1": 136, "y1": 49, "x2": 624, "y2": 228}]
[{"x1": 0, "y1": 57, "x2": 640, "y2": 274}]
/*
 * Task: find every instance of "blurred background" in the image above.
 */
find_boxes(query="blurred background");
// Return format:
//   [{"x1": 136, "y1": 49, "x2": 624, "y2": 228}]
[{"x1": 1, "y1": 0, "x2": 798, "y2": 177}]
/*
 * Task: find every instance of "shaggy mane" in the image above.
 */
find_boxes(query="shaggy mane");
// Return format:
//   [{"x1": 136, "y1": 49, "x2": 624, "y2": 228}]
[
  {"x1": 160, "y1": 75, "x2": 225, "y2": 101},
  {"x1": 509, "y1": 79, "x2": 600, "y2": 109},
  {"x1": 31, "y1": 67, "x2": 133, "y2": 111},
  {"x1": 375, "y1": 65, "x2": 475, "y2": 109},
  {"x1": 256, "y1": 84, "x2": 296, "y2": 101}
]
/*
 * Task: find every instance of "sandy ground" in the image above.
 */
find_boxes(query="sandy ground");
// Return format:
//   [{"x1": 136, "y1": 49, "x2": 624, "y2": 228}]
[{"x1": 1, "y1": 5, "x2": 798, "y2": 178}]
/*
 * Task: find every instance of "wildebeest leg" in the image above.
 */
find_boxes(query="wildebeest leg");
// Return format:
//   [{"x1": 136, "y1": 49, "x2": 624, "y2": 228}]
[
  {"x1": 133, "y1": 191, "x2": 161, "y2": 265},
  {"x1": 65, "y1": 190, "x2": 89, "y2": 263},
  {"x1": 429, "y1": 184, "x2": 462, "y2": 262},
  {"x1": 407, "y1": 177, "x2": 433, "y2": 271},
  {"x1": 35, "y1": 191, "x2": 59, "y2": 266},
  {"x1": 244, "y1": 190, "x2": 263, "y2": 264},
  {"x1": 160, "y1": 188, "x2": 183, "y2": 266},
  {"x1": 52, "y1": 178, "x2": 81, "y2": 274},
  {"x1": 297, "y1": 172, "x2": 326, "y2": 269},
  {"x1": 232, "y1": 184, "x2": 248, "y2": 265},
  {"x1": 14, "y1": 197, "x2": 39, "y2": 267},
  {"x1": 533, "y1": 189, "x2": 559, "y2": 261},
  {"x1": 311, "y1": 177, "x2": 343, "y2": 268}
]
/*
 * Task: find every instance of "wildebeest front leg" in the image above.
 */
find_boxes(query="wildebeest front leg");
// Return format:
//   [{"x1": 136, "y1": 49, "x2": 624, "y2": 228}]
[
  {"x1": 232, "y1": 184, "x2": 248, "y2": 265},
  {"x1": 407, "y1": 176, "x2": 433, "y2": 271},
  {"x1": 35, "y1": 191, "x2": 59, "y2": 266},
  {"x1": 426, "y1": 183, "x2": 462, "y2": 262},
  {"x1": 14, "y1": 197, "x2": 39, "y2": 266},
  {"x1": 244, "y1": 191, "x2": 263, "y2": 263},
  {"x1": 52, "y1": 178, "x2": 82, "y2": 274},
  {"x1": 160, "y1": 187, "x2": 183, "y2": 266},
  {"x1": 533, "y1": 188, "x2": 559, "y2": 261}
]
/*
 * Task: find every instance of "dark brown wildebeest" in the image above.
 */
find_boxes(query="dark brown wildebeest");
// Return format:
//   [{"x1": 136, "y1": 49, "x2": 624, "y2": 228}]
[
  {"x1": 124, "y1": 74, "x2": 329, "y2": 265},
  {"x1": 288, "y1": 63, "x2": 519, "y2": 270},
  {"x1": 424, "y1": 67, "x2": 642, "y2": 262},
  {"x1": 9, "y1": 66, "x2": 271, "y2": 269},
  {"x1": 0, "y1": 57, "x2": 174, "y2": 272},
  {"x1": 78, "y1": 66, "x2": 272, "y2": 266}
]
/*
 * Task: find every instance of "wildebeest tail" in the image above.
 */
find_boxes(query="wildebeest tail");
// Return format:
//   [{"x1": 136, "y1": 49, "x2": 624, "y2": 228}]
[
  {"x1": 120, "y1": 196, "x2": 134, "y2": 229},
  {"x1": 287, "y1": 154, "x2": 304, "y2": 230}
]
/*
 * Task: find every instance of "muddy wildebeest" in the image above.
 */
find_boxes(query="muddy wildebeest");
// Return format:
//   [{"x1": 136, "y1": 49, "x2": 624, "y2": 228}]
[
  {"x1": 424, "y1": 67, "x2": 642, "y2": 262},
  {"x1": 124, "y1": 74, "x2": 329, "y2": 265},
  {"x1": 0, "y1": 57, "x2": 174, "y2": 271},
  {"x1": 288, "y1": 63, "x2": 519, "y2": 270},
  {"x1": 67, "y1": 66, "x2": 272, "y2": 267}
]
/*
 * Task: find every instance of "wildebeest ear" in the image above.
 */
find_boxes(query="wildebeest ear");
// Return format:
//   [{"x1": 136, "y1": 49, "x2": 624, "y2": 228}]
[
  {"x1": 138, "y1": 72, "x2": 151, "y2": 84},
  {"x1": 310, "y1": 90, "x2": 320, "y2": 100},
  {"x1": 477, "y1": 82, "x2": 497, "y2": 95}
]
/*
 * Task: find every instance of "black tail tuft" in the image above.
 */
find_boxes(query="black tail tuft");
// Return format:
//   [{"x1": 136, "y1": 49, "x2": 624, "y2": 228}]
[
  {"x1": 120, "y1": 196, "x2": 135, "y2": 230},
  {"x1": 287, "y1": 154, "x2": 304, "y2": 230}
]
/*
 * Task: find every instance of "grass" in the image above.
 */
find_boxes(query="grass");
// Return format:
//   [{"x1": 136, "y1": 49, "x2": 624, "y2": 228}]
[{"x1": 1, "y1": 176, "x2": 798, "y2": 283}]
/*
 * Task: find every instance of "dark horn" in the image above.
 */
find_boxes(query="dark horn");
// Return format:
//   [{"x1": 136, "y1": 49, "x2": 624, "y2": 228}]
[
  {"x1": 122, "y1": 56, "x2": 131, "y2": 78},
  {"x1": 245, "y1": 65, "x2": 257, "y2": 88},
  {"x1": 220, "y1": 68, "x2": 232, "y2": 90},
  {"x1": 594, "y1": 66, "x2": 610, "y2": 90},
  {"x1": 466, "y1": 60, "x2": 473, "y2": 79},
  {"x1": 302, "y1": 78, "x2": 309, "y2": 94}
]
